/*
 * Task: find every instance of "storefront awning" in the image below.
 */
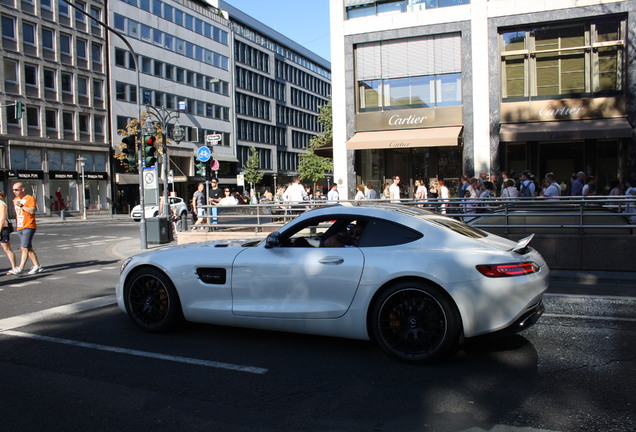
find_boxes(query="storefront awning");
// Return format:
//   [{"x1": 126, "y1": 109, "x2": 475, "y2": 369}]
[
  {"x1": 346, "y1": 127, "x2": 463, "y2": 150},
  {"x1": 499, "y1": 118, "x2": 633, "y2": 142}
]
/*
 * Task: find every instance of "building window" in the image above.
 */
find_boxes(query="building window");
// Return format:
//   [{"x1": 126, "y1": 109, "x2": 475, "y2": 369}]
[
  {"x1": 500, "y1": 17, "x2": 626, "y2": 100},
  {"x1": 61, "y1": 72, "x2": 73, "y2": 93},
  {"x1": 25, "y1": 64, "x2": 38, "y2": 87},
  {"x1": 46, "y1": 109, "x2": 57, "y2": 129},
  {"x1": 63, "y1": 112, "x2": 74, "y2": 131},
  {"x1": 43, "y1": 68, "x2": 55, "y2": 89},
  {"x1": 58, "y1": 0, "x2": 69, "y2": 16},
  {"x1": 94, "y1": 116, "x2": 104, "y2": 135},
  {"x1": 116, "y1": 82, "x2": 127, "y2": 101},
  {"x1": 26, "y1": 106, "x2": 39, "y2": 128},
  {"x1": 4, "y1": 59, "x2": 17, "y2": 83},
  {"x1": 346, "y1": 0, "x2": 470, "y2": 19},
  {"x1": 1, "y1": 15, "x2": 15, "y2": 39},
  {"x1": 76, "y1": 39, "x2": 87, "y2": 60},
  {"x1": 42, "y1": 27, "x2": 54, "y2": 51},
  {"x1": 91, "y1": 43, "x2": 102, "y2": 64},
  {"x1": 355, "y1": 34, "x2": 462, "y2": 111},
  {"x1": 75, "y1": 1, "x2": 86, "y2": 24},
  {"x1": 79, "y1": 114, "x2": 89, "y2": 133},
  {"x1": 22, "y1": 21, "x2": 36, "y2": 45},
  {"x1": 93, "y1": 79, "x2": 103, "y2": 100},
  {"x1": 77, "y1": 76, "x2": 88, "y2": 97},
  {"x1": 114, "y1": 14, "x2": 125, "y2": 32},
  {"x1": 115, "y1": 48, "x2": 126, "y2": 67},
  {"x1": 90, "y1": 7, "x2": 101, "y2": 28},
  {"x1": 60, "y1": 33, "x2": 71, "y2": 54}
]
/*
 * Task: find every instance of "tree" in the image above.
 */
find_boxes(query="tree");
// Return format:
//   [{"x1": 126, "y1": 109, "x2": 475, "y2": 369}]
[
  {"x1": 243, "y1": 146, "x2": 264, "y2": 200},
  {"x1": 298, "y1": 102, "x2": 333, "y2": 189}
]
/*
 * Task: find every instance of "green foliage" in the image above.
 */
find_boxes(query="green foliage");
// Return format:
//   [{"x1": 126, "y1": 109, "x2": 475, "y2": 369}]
[
  {"x1": 298, "y1": 101, "x2": 333, "y2": 185},
  {"x1": 243, "y1": 146, "x2": 264, "y2": 187}
]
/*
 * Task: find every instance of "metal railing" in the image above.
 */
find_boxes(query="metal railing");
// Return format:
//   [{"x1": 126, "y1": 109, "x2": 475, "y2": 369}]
[{"x1": 186, "y1": 195, "x2": 636, "y2": 234}]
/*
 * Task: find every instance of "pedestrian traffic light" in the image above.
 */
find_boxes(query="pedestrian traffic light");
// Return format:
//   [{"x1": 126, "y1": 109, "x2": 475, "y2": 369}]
[
  {"x1": 121, "y1": 135, "x2": 137, "y2": 167},
  {"x1": 195, "y1": 158, "x2": 206, "y2": 176},
  {"x1": 14, "y1": 101, "x2": 25, "y2": 120},
  {"x1": 143, "y1": 134, "x2": 157, "y2": 168}
]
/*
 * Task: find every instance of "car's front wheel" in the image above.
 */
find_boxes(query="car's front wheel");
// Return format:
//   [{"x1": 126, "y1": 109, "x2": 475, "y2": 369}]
[
  {"x1": 371, "y1": 281, "x2": 460, "y2": 363},
  {"x1": 124, "y1": 267, "x2": 182, "y2": 332}
]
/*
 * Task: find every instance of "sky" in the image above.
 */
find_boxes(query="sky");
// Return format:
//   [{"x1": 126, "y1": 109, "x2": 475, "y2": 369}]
[{"x1": 224, "y1": 0, "x2": 332, "y2": 62}]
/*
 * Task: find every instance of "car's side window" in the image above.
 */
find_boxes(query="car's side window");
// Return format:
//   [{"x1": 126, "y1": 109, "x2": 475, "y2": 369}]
[
  {"x1": 357, "y1": 218, "x2": 423, "y2": 247},
  {"x1": 282, "y1": 217, "x2": 368, "y2": 248},
  {"x1": 283, "y1": 218, "x2": 336, "y2": 248}
]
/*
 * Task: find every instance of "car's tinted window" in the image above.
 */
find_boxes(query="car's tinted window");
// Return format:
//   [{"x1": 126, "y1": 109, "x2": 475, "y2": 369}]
[
  {"x1": 425, "y1": 216, "x2": 488, "y2": 238},
  {"x1": 358, "y1": 218, "x2": 423, "y2": 247}
]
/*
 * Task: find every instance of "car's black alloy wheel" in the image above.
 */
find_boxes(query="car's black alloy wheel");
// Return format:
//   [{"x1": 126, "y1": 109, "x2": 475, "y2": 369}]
[
  {"x1": 125, "y1": 268, "x2": 182, "y2": 332},
  {"x1": 372, "y1": 282, "x2": 460, "y2": 363}
]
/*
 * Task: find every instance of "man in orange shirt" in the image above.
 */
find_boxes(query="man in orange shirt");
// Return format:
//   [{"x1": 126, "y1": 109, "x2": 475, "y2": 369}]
[{"x1": 8, "y1": 182, "x2": 42, "y2": 275}]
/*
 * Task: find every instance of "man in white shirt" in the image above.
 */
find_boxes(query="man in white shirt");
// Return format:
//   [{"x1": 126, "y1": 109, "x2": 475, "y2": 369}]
[
  {"x1": 283, "y1": 178, "x2": 307, "y2": 203},
  {"x1": 327, "y1": 184, "x2": 339, "y2": 202},
  {"x1": 389, "y1": 176, "x2": 401, "y2": 203}
]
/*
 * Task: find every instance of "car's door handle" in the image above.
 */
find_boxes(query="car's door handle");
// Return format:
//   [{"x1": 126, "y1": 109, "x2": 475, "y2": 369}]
[{"x1": 319, "y1": 257, "x2": 344, "y2": 265}]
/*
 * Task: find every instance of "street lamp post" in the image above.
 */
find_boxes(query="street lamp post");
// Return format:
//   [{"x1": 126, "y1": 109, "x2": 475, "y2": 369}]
[
  {"x1": 144, "y1": 105, "x2": 185, "y2": 219},
  {"x1": 77, "y1": 156, "x2": 87, "y2": 220}
]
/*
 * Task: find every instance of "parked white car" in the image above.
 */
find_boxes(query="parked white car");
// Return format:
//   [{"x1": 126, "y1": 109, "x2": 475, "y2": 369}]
[
  {"x1": 130, "y1": 196, "x2": 189, "y2": 221},
  {"x1": 117, "y1": 203, "x2": 549, "y2": 363}
]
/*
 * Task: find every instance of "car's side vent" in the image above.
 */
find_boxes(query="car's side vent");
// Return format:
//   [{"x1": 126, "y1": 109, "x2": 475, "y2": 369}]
[{"x1": 196, "y1": 268, "x2": 226, "y2": 284}]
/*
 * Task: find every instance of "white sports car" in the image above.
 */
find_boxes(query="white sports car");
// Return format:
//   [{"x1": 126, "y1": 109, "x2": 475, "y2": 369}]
[
  {"x1": 130, "y1": 196, "x2": 189, "y2": 221},
  {"x1": 116, "y1": 204, "x2": 549, "y2": 363}
]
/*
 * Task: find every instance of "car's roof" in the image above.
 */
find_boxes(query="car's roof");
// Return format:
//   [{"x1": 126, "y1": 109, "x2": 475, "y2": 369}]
[{"x1": 299, "y1": 202, "x2": 435, "y2": 218}]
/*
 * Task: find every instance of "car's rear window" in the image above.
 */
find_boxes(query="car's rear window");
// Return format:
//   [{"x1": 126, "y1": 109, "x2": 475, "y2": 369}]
[{"x1": 424, "y1": 216, "x2": 488, "y2": 239}]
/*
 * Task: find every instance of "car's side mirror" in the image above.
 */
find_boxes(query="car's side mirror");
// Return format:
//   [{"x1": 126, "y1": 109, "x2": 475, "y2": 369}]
[{"x1": 265, "y1": 231, "x2": 281, "y2": 248}]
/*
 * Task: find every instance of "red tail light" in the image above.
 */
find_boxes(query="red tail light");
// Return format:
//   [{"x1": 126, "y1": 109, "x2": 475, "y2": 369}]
[{"x1": 476, "y1": 262, "x2": 540, "y2": 278}]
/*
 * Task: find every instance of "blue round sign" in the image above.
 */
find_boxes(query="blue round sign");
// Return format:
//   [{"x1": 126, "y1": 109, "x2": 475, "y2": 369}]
[{"x1": 197, "y1": 146, "x2": 211, "y2": 162}]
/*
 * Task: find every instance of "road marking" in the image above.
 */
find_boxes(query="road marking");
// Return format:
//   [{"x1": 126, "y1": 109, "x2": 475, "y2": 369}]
[
  {"x1": 8, "y1": 281, "x2": 41, "y2": 288},
  {"x1": 543, "y1": 313, "x2": 636, "y2": 323},
  {"x1": 3, "y1": 330, "x2": 268, "y2": 374},
  {"x1": 0, "y1": 294, "x2": 268, "y2": 375},
  {"x1": 545, "y1": 293, "x2": 636, "y2": 301},
  {"x1": 77, "y1": 269, "x2": 101, "y2": 274},
  {"x1": 0, "y1": 295, "x2": 116, "y2": 331}
]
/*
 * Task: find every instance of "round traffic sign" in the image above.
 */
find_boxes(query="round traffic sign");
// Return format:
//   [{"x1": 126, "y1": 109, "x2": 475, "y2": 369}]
[
  {"x1": 197, "y1": 146, "x2": 211, "y2": 162},
  {"x1": 211, "y1": 159, "x2": 220, "y2": 171}
]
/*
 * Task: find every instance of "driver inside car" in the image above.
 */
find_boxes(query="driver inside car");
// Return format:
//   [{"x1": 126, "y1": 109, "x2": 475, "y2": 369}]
[{"x1": 323, "y1": 222, "x2": 364, "y2": 248}]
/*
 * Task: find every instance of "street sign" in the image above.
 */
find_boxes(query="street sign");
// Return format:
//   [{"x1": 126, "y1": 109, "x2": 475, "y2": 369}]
[
  {"x1": 237, "y1": 174, "x2": 244, "y2": 187},
  {"x1": 197, "y1": 146, "x2": 211, "y2": 162},
  {"x1": 211, "y1": 159, "x2": 220, "y2": 171},
  {"x1": 206, "y1": 133, "x2": 222, "y2": 144}
]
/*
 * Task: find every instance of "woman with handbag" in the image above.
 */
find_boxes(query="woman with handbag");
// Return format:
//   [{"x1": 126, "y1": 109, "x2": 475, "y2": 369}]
[{"x1": 0, "y1": 191, "x2": 18, "y2": 274}]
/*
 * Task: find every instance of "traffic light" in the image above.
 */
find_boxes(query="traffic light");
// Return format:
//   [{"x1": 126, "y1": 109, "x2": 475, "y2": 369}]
[
  {"x1": 121, "y1": 135, "x2": 137, "y2": 167},
  {"x1": 14, "y1": 101, "x2": 25, "y2": 120},
  {"x1": 142, "y1": 134, "x2": 157, "y2": 168},
  {"x1": 195, "y1": 158, "x2": 207, "y2": 176}
]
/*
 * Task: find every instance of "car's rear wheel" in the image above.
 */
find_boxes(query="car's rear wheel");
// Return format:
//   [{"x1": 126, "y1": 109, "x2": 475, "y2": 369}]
[
  {"x1": 371, "y1": 281, "x2": 460, "y2": 363},
  {"x1": 124, "y1": 267, "x2": 182, "y2": 332}
]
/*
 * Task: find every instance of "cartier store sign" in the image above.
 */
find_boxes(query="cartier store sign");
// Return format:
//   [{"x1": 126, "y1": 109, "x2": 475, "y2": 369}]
[
  {"x1": 501, "y1": 96, "x2": 625, "y2": 123},
  {"x1": 355, "y1": 106, "x2": 463, "y2": 132}
]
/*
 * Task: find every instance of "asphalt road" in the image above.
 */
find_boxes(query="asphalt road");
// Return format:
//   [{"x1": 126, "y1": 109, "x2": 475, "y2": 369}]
[{"x1": 0, "y1": 220, "x2": 634, "y2": 432}]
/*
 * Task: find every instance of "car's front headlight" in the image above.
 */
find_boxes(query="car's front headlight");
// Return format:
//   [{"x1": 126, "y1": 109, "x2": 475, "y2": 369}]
[{"x1": 120, "y1": 257, "x2": 133, "y2": 274}]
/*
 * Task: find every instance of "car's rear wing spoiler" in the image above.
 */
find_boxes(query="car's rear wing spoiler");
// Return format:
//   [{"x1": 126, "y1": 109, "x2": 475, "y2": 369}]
[{"x1": 510, "y1": 234, "x2": 534, "y2": 253}]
